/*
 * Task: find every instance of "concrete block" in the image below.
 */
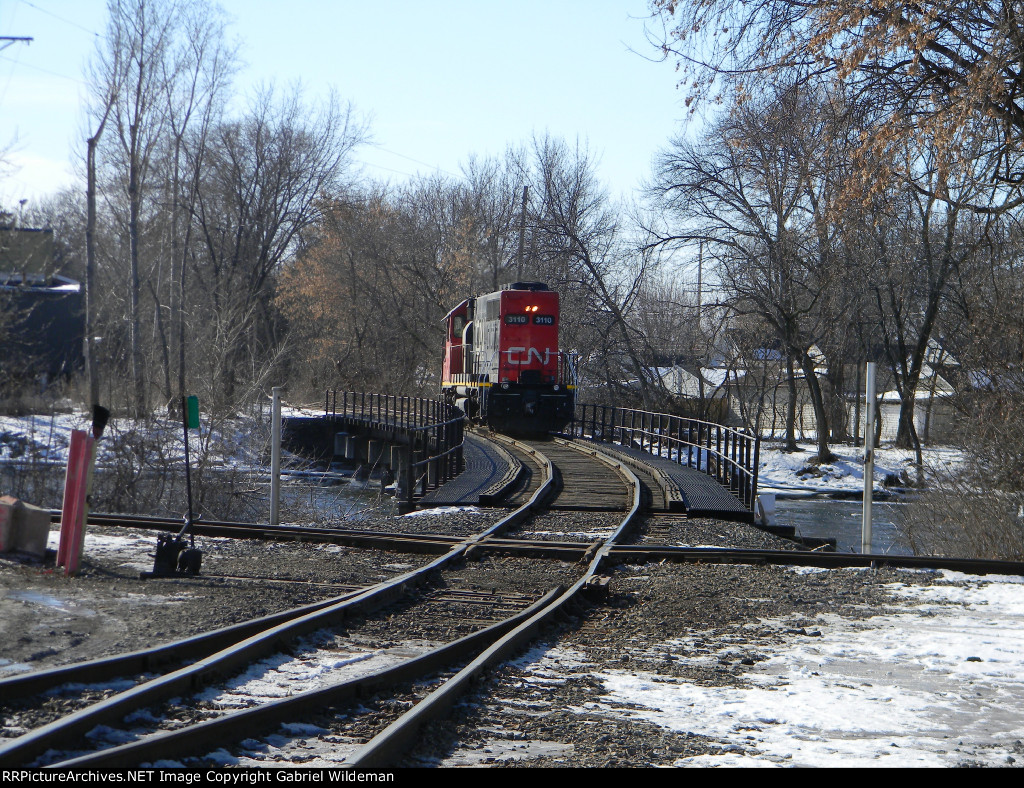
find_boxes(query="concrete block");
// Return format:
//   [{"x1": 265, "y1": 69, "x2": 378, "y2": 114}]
[
  {"x1": 0, "y1": 495, "x2": 17, "y2": 553},
  {"x1": 0, "y1": 497, "x2": 50, "y2": 557},
  {"x1": 14, "y1": 501, "x2": 50, "y2": 557},
  {"x1": 755, "y1": 493, "x2": 776, "y2": 527}
]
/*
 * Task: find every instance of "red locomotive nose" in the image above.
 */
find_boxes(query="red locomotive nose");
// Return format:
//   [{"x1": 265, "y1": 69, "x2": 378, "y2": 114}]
[{"x1": 441, "y1": 281, "x2": 576, "y2": 434}]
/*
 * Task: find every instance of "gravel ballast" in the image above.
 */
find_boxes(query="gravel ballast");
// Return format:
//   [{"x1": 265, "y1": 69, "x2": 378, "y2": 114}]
[{"x1": 1, "y1": 503, "x2": 1017, "y2": 767}]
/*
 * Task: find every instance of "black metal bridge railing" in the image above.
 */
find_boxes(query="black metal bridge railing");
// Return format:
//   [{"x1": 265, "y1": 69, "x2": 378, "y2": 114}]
[
  {"x1": 565, "y1": 403, "x2": 760, "y2": 512},
  {"x1": 325, "y1": 391, "x2": 465, "y2": 508}
]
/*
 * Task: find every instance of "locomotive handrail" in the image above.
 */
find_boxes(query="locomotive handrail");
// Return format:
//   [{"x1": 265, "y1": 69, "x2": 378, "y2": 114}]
[
  {"x1": 324, "y1": 391, "x2": 466, "y2": 510},
  {"x1": 566, "y1": 404, "x2": 760, "y2": 512}
]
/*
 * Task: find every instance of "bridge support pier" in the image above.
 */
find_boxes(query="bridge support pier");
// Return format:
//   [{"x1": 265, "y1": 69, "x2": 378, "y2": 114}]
[
  {"x1": 333, "y1": 432, "x2": 349, "y2": 462},
  {"x1": 367, "y1": 440, "x2": 385, "y2": 476},
  {"x1": 392, "y1": 446, "x2": 411, "y2": 498},
  {"x1": 427, "y1": 456, "x2": 440, "y2": 489},
  {"x1": 413, "y1": 451, "x2": 427, "y2": 495}
]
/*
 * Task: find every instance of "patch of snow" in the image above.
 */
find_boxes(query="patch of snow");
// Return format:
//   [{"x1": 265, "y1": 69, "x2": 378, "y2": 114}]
[
  {"x1": 278, "y1": 722, "x2": 330, "y2": 737},
  {"x1": 198, "y1": 637, "x2": 444, "y2": 709},
  {"x1": 757, "y1": 442, "x2": 965, "y2": 496},
  {"x1": 404, "y1": 506, "x2": 483, "y2": 517},
  {"x1": 521, "y1": 530, "x2": 613, "y2": 540},
  {"x1": 569, "y1": 571, "x2": 1024, "y2": 767}
]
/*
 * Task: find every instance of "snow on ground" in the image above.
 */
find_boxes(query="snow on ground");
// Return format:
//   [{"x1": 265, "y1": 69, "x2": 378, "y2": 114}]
[
  {"x1": 0, "y1": 412, "x2": 967, "y2": 499},
  {"x1": 41, "y1": 527, "x2": 240, "y2": 575},
  {"x1": 0, "y1": 411, "x2": 268, "y2": 470},
  {"x1": 521, "y1": 529, "x2": 617, "y2": 540},
  {"x1": 196, "y1": 636, "x2": 441, "y2": 709},
  {"x1": 0, "y1": 412, "x2": 89, "y2": 464},
  {"x1": 756, "y1": 441, "x2": 964, "y2": 497},
  {"x1": 516, "y1": 569, "x2": 1024, "y2": 767},
  {"x1": 403, "y1": 506, "x2": 484, "y2": 518}
]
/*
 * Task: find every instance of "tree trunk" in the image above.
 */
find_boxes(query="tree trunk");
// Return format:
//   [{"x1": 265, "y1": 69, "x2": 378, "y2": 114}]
[
  {"x1": 785, "y1": 352, "x2": 799, "y2": 451},
  {"x1": 129, "y1": 155, "x2": 146, "y2": 416},
  {"x1": 798, "y1": 351, "x2": 832, "y2": 462}
]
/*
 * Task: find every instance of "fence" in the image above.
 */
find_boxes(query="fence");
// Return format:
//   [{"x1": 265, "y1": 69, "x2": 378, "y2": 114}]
[
  {"x1": 566, "y1": 403, "x2": 760, "y2": 512},
  {"x1": 324, "y1": 391, "x2": 465, "y2": 508}
]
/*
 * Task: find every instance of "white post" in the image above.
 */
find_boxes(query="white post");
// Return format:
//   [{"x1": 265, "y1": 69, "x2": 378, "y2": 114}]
[
  {"x1": 271, "y1": 386, "x2": 282, "y2": 526},
  {"x1": 862, "y1": 362, "x2": 876, "y2": 555}
]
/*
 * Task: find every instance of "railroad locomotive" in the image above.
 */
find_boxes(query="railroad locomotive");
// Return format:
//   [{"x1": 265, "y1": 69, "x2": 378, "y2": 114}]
[{"x1": 442, "y1": 282, "x2": 576, "y2": 433}]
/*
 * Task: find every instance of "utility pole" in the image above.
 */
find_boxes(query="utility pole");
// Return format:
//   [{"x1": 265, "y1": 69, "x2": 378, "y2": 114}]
[
  {"x1": 270, "y1": 387, "x2": 282, "y2": 526},
  {"x1": 696, "y1": 242, "x2": 705, "y2": 410},
  {"x1": 516, "y1": 185, "x2": 528, "y2": 280},
  {"x1": 862, "y1": 362, "x2": 877, "y2": 556},
  {"x1": 0, "y1": 37, "x2": 33, "y2": 53}
]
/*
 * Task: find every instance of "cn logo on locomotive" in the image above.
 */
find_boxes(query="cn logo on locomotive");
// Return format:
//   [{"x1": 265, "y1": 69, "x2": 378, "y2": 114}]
[{"x1": 504, "y1": 347, "x2": 555, "y2": 365}]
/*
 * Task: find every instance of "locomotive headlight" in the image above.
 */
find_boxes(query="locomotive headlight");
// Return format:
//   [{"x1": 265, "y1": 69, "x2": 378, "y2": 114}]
[
  {"x1": 553, "y1": 385, "x2": 560, "y2": 391},
  {"x1": 501, "y1": 382, "x2": 510, "y2": 390}
]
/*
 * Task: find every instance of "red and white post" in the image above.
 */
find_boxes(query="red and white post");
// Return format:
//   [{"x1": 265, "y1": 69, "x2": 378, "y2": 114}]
[{"x1": 58, "y1": 429, "x2": 96, "y2": 576}]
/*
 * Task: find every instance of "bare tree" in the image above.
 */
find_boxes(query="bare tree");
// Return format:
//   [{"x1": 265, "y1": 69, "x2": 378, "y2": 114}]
[
  {"x1": 85, "y1": 71, "x2": 120, "y2": 410},
  {"x1": 160, "y1": 2, "x2": 236, "y2": 404},
  {"x1": 521, "y1": 135, "x2": 658, "y2": 406},
  {"x1": 649, "y1": 84, "x2": 857, "y2": 461},
  {"x1": 91, "y1": 0, "x2": 184, "y2": 416},
  {"x1": 649, "y1": 0, "x2": 1024, "y2": 212},
  {"x1": 859, "y1": 149, "x2": 988, "y2": 469},
  {"x1": 188, "y1": 85, "x2": 366, "y2": 405}
]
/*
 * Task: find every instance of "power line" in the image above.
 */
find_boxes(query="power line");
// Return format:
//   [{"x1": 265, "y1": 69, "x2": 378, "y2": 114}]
[
  {"x1": 373, "y1": 145, "x2": 461, "y2": 179},
  {"x1": 16, "y1": 0, "x2": 99, "y2": 37},
  {"x1": 361, "y1": 160, "x2": 420, "y2": 178},
  {"x1": 0, "y1": 38, "x2": 31, "y2": 112},
  {"x1": 0, "y1": 53, "x2": 85, "y2": 83}
]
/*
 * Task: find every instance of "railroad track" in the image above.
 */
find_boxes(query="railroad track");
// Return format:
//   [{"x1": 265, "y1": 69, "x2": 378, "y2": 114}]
[
  {"x1": 12, "y1": 436, "x2": 1024, "y2": 767},
  {"x1": 0, "y1": 438, "x2": 643, "y2": 768}
]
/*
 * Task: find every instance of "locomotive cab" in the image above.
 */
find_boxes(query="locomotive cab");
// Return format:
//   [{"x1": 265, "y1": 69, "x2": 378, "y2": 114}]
[{"x1": 442, "y1": 282, "x2": 576, "y2": 433}]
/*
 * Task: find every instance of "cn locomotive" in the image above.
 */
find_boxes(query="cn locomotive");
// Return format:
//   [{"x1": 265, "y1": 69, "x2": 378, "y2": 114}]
[{"x1": 441, "y1": 282, "x2": 576, "y2": 433}]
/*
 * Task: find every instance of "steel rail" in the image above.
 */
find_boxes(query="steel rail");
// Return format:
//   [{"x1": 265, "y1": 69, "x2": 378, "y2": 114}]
[
  {"x1": 0, "y1": 585, "x2": 368, "y2": 702},
  {"x1": 47, "y1": 587, "x2": 565, "y2": 769},
  {"x1": 0, "y1": 439, "x2": 559, "y2": 768},
  {"x1": 54, "y1": 494, "x2": 1024, "y2": 576},
  {"x1": 71, "y1": 512, "x2": 482, "y2": 543},
  {"x1": 60, "y1": 502, "x2": 616, "y2": 560},
  {"x1": 604, "y1": 545, "x2": 1024, "y2": 576},
  {"x1": 0, "y1": 551, "x2": 453, "y2": 767},
  {"x1": 344, "y1": 440, "x2": 643, "y2": 767}
]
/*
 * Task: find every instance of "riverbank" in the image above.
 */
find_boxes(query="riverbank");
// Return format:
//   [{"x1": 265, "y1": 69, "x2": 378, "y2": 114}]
[{"x1": 756, "y1": 440, "x2": 962, "y2": 499}]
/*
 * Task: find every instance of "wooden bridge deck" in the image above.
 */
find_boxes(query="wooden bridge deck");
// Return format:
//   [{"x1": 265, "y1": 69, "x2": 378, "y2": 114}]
[
  {"x1": 418, "y1": 432, "x2": 519, "y2": 507},
  {"x1": 584, "y1": 440, "x2": 752, "y2": 522},
  {"x1": 419, "y1": 431, "x2": 752, "y2": 521}
]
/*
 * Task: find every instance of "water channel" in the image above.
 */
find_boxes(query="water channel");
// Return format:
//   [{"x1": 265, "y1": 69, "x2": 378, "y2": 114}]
[
  {"x1": 285, "y1": 470, "x2": 914, "y2": 556},
  {"x1": 774, "y1": 496, "x2": 911, "y2": 555}
]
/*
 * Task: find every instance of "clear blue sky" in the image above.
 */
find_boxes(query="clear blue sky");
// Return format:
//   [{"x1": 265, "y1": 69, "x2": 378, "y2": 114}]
[{"x1": 0, "y1": 0, "x2": 691, "y2": 208}]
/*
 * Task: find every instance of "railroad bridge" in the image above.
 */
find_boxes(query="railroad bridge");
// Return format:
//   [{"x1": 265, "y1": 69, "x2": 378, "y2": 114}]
[{"x1": 285, "y1": 391, "x2": 764, "y2": 528}]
